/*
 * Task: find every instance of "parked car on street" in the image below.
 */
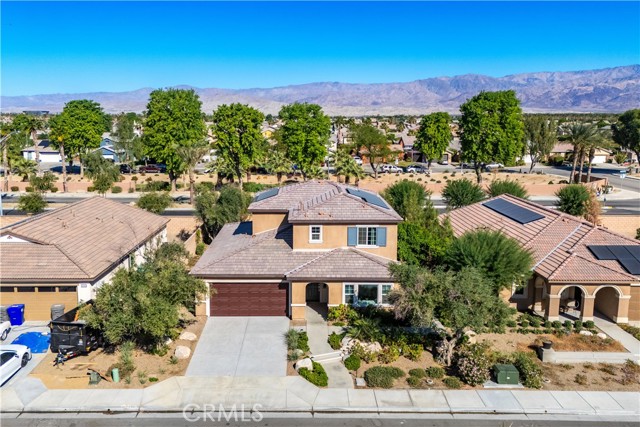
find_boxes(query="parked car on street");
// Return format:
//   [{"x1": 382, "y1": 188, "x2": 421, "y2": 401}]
[
  {"x1": 138, "y1": 165, "x2": 161, "y2": 173},
  {"x1": 352, "y1": 156, "x2": 363, "y2": 165},
  {"x1": 173, "y1": 195, "x2": 190, "y2": 204},
  {"x1": 119, "y1": 164, "x2": 133, "y2": 174},
  {"x1": 0, "y1": 344, "x2": 31, "y2": 386},
  {"x1": 379, "y1": 164, "x2": 403, "y2": 174},
  {"x1": 484, "y1": 162, "x2": 504, "y2": 171},
  {"x1": 405, "y1": 164, "x2": 428, "y2": 174}
]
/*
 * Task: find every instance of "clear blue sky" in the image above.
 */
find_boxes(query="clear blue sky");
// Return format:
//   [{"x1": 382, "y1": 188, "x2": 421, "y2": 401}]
[{"x1": 2, "y1": 1, "x2": 638, "y2": 96}]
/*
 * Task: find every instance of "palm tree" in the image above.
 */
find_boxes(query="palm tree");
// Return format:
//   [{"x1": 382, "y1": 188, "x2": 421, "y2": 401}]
[
  {"x1": 205, "y1": 156, "x2": 235, "y2": 188},
  {"x1": 176, "y1": 141, "x2": 211, "y2": 204},
  {"x1": 13, "y1": 158, "x2": 38, "y2": 182},
  {"x1": 265, "y1": 149, "x2": 293, "y2": 185},
  {"x1": 565, "y1": 124, "x2": 600, "y2": 184},
  {"x1": 331, "y1": 150, "x2": 365, "y2": 185}
]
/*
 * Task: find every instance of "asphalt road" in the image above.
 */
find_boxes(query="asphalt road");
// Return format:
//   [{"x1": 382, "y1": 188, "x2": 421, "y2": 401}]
[{"x1": 1, "y1": 415, "x2": 637, "y2": 427}]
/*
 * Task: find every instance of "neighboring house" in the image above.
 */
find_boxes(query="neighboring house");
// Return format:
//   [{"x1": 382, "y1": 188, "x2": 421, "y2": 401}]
[
  {"x1": 550, "y1": 143, "x2": 612, "y2": 164},
  {"x1": 0, "y1": 197, "x2": 168, "y2": 321},
  {"x1": 191, "y1": 181, "x2": 403, "y2": 320},
  {"x1": 98, "y1": 137, "x2": 122, "y2": 162},
  {"x1": 21, "y1": 140, "x2": 62, "y2": 163},
  {"x1": 445, "y1": 194, "x2": 640, "y2": 325}
]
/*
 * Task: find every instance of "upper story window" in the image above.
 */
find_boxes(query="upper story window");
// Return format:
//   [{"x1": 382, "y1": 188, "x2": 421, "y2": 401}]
[
  {"x1": 348, "y1": 226, "x2": 387, "y2": 247},
  {"x1": 309, "y1": 225, "x2": 323, "y2": 243}
]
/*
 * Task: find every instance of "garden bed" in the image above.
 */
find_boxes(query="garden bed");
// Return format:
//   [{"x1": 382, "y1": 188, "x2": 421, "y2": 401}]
[
  {"x1": 477, "y1": 332, "x2": 627, "y2": 353},
  {"x1": 29, "y1": 316, "x2": 206, "y2": 389}
]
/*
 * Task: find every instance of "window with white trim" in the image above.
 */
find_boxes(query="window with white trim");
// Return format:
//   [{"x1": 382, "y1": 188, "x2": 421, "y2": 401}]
[
  {"x1": 357, "y1": 226, "x2": 377, "y2": 246},
  {"x1": 344, "y1": 284, "x2": 355, "y2": 304},
  {"x1": 381, "y1": 284, "x2": 392, "y2": 304},
  {"x1": 309, "y1": 225, "x2": 322, "y2": 243}
]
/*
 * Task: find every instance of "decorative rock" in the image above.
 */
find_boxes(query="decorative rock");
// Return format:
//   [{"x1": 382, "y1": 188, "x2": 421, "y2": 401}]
[
  {"x1": 597, "y1": 332, "x2": 608, "y2": 339},
  {"x1": 179, "y1": 331, "x2": 197, "y2": 341},
  {"x1": 465, "y1": 330, "x2": 477, "y2": 344},
  {"x1": 294, "y1": 358, "x2": 313, "y2": 372},
  {"x1": 579, "y1": 330, "x2": 593, "y2": 336},
  {"x1": 355, "y1": 377, "x2": 366, "y2": 387},
  {"x1": 174, "y1": 345, "x2": 191, "y2": 359},
  {"x1": 364, "y1": 342, "x2": 383, "y2": 353},
  {"x1": 164, "y1": 338, "x2": 173, "y2": 346},
  {"x1": 292, "y1": 349, "x2": 304, "y2": 359}
]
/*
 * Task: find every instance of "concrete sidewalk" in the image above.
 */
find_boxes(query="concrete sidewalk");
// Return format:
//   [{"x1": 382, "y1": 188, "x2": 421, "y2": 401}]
[{"x1": 1, "y1": 375, "x2": 638, "y2": 417}]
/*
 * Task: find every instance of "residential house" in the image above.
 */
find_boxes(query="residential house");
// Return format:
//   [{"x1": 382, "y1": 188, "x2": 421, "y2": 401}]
[
  {"x1": 550, "y1": 143, "x2": 612, "y2": 164},
  {"x1": 445, "y1": 194, "x2": 640, "y2": 325},
  {"x1": 98, "y1": 137, "x2": 122, "y2": 163},
  {"x1": 0, "y1": 198, "x2": 168, "y2": 320},
  {"x1": 21, "y1": 140, "x2": 62, "y2": 163},
  {"x1": 191, "y1": 181, "x2": 403, "y2": 320}
]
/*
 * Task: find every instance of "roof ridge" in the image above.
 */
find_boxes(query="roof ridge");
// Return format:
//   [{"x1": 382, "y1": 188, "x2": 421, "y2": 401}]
[
  {"x1": 284, "y1": 248, "x2": 337, "y2": 276},
  {"x1": 533, "y1": 223, "x2": 583, "y2": 269},
  {"x1": 523, "y1": 214, "x2": 564, "y2": 249},
  {"x1": 547, "y1": 252, "x2": 576, "y2": 280},
  {"x1": 549, "y1": 252, "x2": 639, "y2": 281}
]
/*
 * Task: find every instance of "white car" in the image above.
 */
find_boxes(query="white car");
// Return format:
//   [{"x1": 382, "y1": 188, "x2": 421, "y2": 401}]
[
  {"x1": 352, "y1": 156, "x2": 363, "y2": 165},
  {"x1": 380, "y1": 164, "x2": 403, "y2": 174},
  {"x1": 484, "y1": 162, "x2": 504, "y2": 171},
  {"x1": 0, "y1": 321, "x2": 10, "y2": 341},
  {"x1": 0, "y1": 344, "x2": 31, "y2": 385}
]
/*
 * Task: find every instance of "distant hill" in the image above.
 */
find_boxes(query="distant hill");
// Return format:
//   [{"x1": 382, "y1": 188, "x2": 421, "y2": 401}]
[{"x1": 3, "y1": 65, "x2": 638, "y2": 115}]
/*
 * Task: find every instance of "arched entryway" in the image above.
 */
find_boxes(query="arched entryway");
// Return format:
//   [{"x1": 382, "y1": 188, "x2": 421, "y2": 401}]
[
  {"x1": 305, "y1": 283, "x2": 328, "y2": 318},
  {"x1": 558, "y1": 285, "x2": 585, "y2": 320},
  {"x1": 594, "y1": 286, "x2": 623, "y2": 322}
]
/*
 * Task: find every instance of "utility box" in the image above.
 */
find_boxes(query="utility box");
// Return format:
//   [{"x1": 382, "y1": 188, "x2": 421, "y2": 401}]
[{"x1": 494, "y1": 364, "x2": 519, "y2": 385}]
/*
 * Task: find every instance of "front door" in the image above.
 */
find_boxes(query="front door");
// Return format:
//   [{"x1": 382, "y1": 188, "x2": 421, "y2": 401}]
[{"x1": 306, "y1": 283, "x2": 320, "y2": 302}]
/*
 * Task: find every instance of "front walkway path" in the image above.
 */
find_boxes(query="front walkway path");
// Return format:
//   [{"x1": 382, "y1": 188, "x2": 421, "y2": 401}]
[
  {"x1": 305, "y1": 305, "x2": 353, "y2": 389},
  {"x1": 594, "y1": 315, "x2": 640, "y2": 355},
  {"x1": 186, "y1": 317, "x2": 289, "y2": 377}
]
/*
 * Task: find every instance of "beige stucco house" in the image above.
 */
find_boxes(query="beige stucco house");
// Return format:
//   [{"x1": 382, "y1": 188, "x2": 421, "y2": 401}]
[
  {"x1": 0, "y1": 197, "x2": 168, "y2": 320},
  {"x1": 446, "y1": 194, "x2": 640, "y2": 325},
  {"x1": 191, "y1": 181, "x2": 403, "y2": 320}
]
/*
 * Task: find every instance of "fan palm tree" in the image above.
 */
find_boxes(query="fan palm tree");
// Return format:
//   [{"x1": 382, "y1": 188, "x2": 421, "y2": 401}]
[
  {"x1": 331, "y1": 150, "x2": 365, "y2": 185},
  {"x1": 565, "y1": 124, "x2": 600, "y2": 184},
  {"x1": 13, "y1": 158, "x2": 38, "y2": 182},
  {"x1": 265, "y1": 149, "x2": 293, "y2": 185},
  {"x1": 176, "y1": 141, "x2": 211, "y2": 204},
  {"x1": 205, "y1": 156, "x2": 235, "y2": 188}
]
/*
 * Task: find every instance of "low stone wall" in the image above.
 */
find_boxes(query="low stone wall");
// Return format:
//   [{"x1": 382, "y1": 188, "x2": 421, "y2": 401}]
[{"x1": 538, "y1": 347, "x2": 639, "y2": 364}]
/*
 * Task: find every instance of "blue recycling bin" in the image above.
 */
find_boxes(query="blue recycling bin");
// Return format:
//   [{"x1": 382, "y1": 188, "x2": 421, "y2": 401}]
[{"x1": 7, "y1": 304, "x2": 25, "y2": 326}]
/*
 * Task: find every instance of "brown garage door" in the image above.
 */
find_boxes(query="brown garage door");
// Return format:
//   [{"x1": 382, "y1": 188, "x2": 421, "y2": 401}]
[{"x1": 210, "y1": 283, "x2": 288, "y2": 316}]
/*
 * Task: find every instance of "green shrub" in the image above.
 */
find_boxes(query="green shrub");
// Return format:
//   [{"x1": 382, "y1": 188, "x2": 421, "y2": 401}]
[
  {"x1": 10, "y1": 186, "x2": 19, "y2": 192},
  {"x1": 378, "y1": 344, "x2": 401, "y2": 364},
  {"x1": 530, "y1": 318, "x2": 541, "y2": 328},
  {"x1": 574, "y1": 320, "x2": 583, "y2": 330},
  {"x1": 328, "y1": 304, "x2": 359, "y2": 323},
  {"x1": 328, "y1": 332, "x2": 342, "y2": 350},
  {"x1": 455, "y1": 344, "x2": 491, "y2": 386},
  {"x1": 584, "y1": 320, "x2": 595, "y2": 329},
  {"x1": 111, "y1": 185, "x2": 123, "y2": 193},
  {"x1": 298, "y1": 331, "x2": 310, "y2": 352},
  {"x1": 552, "y1": 321, "x2": 562, "y2": 329},
  {"x1": 25, "y1": 186, "x2": 34, "y2": 192},
  {"x1": 284, "y1": 329, "x2": 301, "y2": 351},
  {"x1": 487, "y1": 179, "x2": 528, "y2": 199},
  {"x1": 408, "y1": 368, "x2": 426, "y2": 379},
  {"x1": 140, "y1": 181, "x2": 170, "y2": 192},
  {"x1": 426, "y1": 366, "x2": 445, "y2": 379},
  {"x1": 344, "y1": 354, "x2": 361, "y2": 372},
  {"x1": 563, "y1": 320, "x2": 573, "y2": 331},
  {"x1": 87, "y1": 186, "x2": 95, "y2": 192},
  {"x1": 299, "y1": 361, "x2": 328, "y2": 387},
  {"x1": 407, "y1": 375, "x2": 423, "y2": 388},
  {"x1": 404, "y1": 343, "x2": 423, "y2": 361},
  {"x1": 18, "y1": 192, "x2": 47, "y2": 214},
  {"x1": 442, "y1": 178, "x2": 485, "y2": 209},
  {"x1": 520, "y1": 319, "x2": 530, "y2": 328},
  {"x1": 149, "y1": 377, "x2": 159, "y2": 382},
  {"x1": 443, "y1": 377, "x2": 462, "y2": 389},
  {"x1": 195, "y1": 242, "x2": 205, "y2": 256},
  {"x1": 506, "y1": 320, "x2": 517, "y2": 328},
  {"x1": 115, "y1": 341, "x2": 136, "y2": 377},
  {"x1": 544, "y1": 320, "x2": 552, "y2": 328},
  {"x1": 574, "y1": 373, "x2": 587, "y2": 385},
  {"x1": 364, "y1": 366, "x2": 405, "y2": 388},
  {"x1": 242, "y1": 182, "x2": 276, "y2": 192},
  {"x1": 513, "y1": 352, "x2": 543, "y2": 389},
  {"x1": 350, "y1": 342, "x2": 377, "y2": 363},
  {"x1": 136, "y1": 192, "x2": 172, "y2": 214}
]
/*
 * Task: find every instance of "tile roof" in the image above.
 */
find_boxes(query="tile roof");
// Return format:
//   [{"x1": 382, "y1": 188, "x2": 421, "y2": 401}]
[
  {"x1": 0, "y1": 197, "x2": 168, "y2": 281},
  {"x1": 191, "y1": 223, "x2": 394, "y2": 281},
  {"x1": 249, "y1": 180, "x2": 402, "y2": 224},
  {"x1": 444, "y1": 194, "x2": 640, "y2": 284}
]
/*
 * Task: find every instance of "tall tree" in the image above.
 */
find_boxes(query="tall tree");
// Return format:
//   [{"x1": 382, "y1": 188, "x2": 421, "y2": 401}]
[
  {"x1": 84, "y1": 151, "x2": 120, "y2": 196},
  {"x1": 612, "y1": 109, "x2": 640, "y2": 165},
  {"x1": 113, "y1": 112, "x2": 143, "y2": 167},
  {"x1": 49, "y1": 100, "x2": 109, "y2": 187},
  {"x1": 524, "y1": 115, "x2": 556, "y2": 173},
  {"x1": 143, "y1": 88, "x2": 206, "y2": 191},
  {"x1": 265, "y1": 148, "x2": 293, "y2": 185},
  {"x1": 330, "y1": 149, "x2": 364, "y2": 185},
  {"x1": 351, "y1": 123, "x2": 391, "y2": 179},
  {"x1": 195, "y1": 185, "x2": 251, "y2": 241},
  {"x1": 555, "y1": 184, "x2": 592, "y2": 218},
  {"x1": 415, "y1": 112, "x2": 452, "y2": 170},
  {"x1": 12, "y1": 114, "x2": 44, "y2": 174},
  {"x1": 176, "y1": 141, "x2": 210, "y2": 203},
  {"x1": 279, "y1": 103, "x2": 331, "y2": 179},
  {"x1": 459, "y1": 90, "x2": 525, "y2": 183},
  {"x1": 211, "y1": 103, "x2": 265, "y2": 189},
  {"x1": 565, "y1": 123, "x2": 599, "y2": 183}
]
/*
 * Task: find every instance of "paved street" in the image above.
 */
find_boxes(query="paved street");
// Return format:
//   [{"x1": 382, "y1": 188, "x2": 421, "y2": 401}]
[{"x1": 185, "y1": 317, "x2": 288, "y2": 377}]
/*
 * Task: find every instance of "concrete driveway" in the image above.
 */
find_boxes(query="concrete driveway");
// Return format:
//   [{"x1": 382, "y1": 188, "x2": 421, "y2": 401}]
[
  {"x1": 1, "y1": 322, "x2": 49, "y2": 388},
  {"x1": 186, "y1": 317, "x2": 289, "y2": 377}
]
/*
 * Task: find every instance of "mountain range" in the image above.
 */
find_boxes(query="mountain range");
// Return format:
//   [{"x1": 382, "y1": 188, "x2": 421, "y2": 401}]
[{"x1": 3, "y1": 65, "x2": 639, "y2": 116}]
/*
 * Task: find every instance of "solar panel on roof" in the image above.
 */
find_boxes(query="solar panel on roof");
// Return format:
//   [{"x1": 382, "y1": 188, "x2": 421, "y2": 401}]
[
  {"x1": 588, "y1": 246, "x2": 617, "y2": 260},
  {"x1": 618, "y1": 258, "x2": 640, "y2": 275},
  {"x1": 624, "y1": 245, "x2": 640, "y2": 262},
  {"x1": 345, "y1": 188, "x2": 390, "y2": 209},
  {"x1": 253, "y1": 187, "x2": 279, "y2": 202},
  {"x1": 609, "y1": 245, "x2": 634, "y2": 260},
  {"x1": 482, "y1": 198, "x2": 544, "y2": 224}
]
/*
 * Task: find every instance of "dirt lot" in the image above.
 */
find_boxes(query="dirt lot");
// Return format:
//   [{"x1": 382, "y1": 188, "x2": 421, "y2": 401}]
[
  {"x1": 477, "y1": 332, "x2": 627, "y2": 353},
  {"x1": 30, "y1": 316, "x2": 206, "y2": 389}
]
